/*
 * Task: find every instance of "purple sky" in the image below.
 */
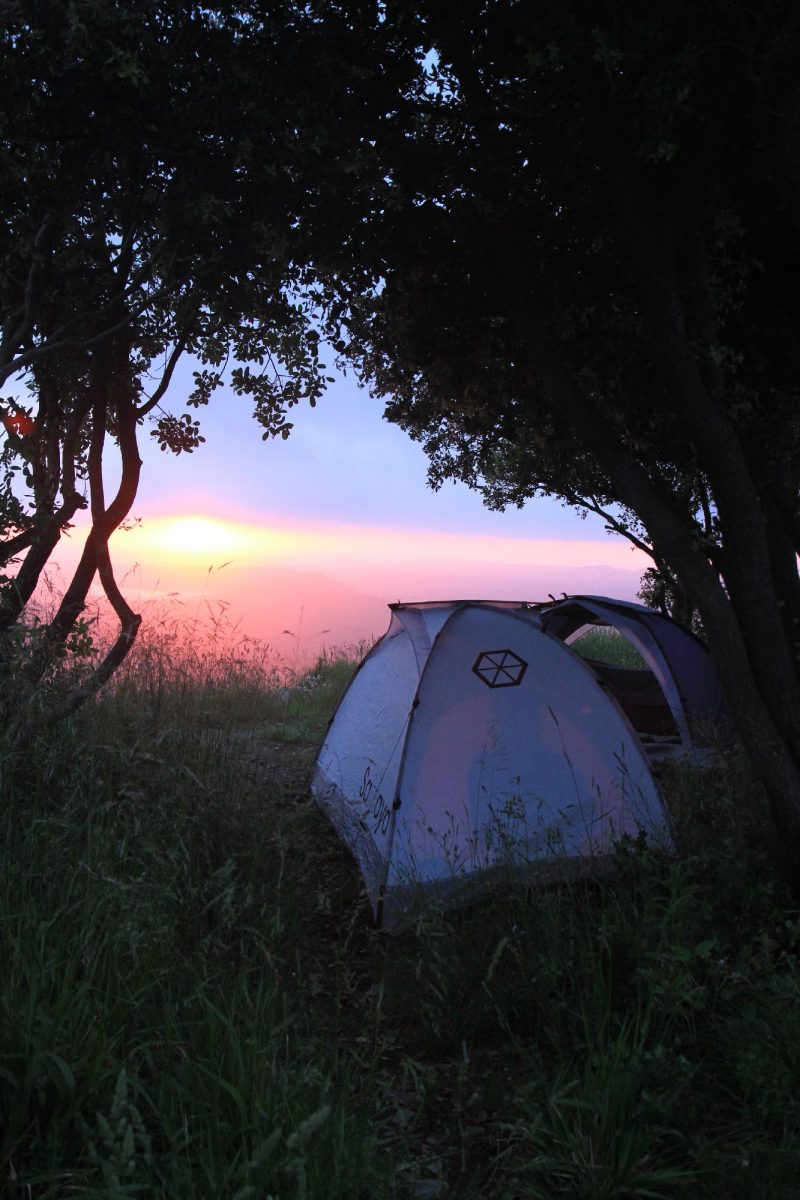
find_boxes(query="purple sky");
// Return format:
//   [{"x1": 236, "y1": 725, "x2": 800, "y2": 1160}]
[{"x1": 45, "y1": 362, "x2": 650, "y2": 657}]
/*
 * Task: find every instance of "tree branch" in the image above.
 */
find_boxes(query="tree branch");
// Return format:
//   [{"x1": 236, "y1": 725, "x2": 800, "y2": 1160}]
[
  {"x1": 0, "y1": 214, "x2": 53, "y2": 366},
  {"x1": 562, "y1": 489, "x2": 655, "y2": 558},
  {"x1": 135, "y1": 315, "x2": 198, "y2": 416},
  {"x1": 0, "y1": 491, "x2": 86, "y2": 627},
  {"x1": 38, "y1": 611, "x2": 142, "y2": 728},
  {"x1": 0, "y1": 252, "x2": 189, "y2": 388}
]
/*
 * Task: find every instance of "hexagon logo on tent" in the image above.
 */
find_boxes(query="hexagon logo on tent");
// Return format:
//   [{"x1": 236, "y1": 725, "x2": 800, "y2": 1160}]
[{"x1": 472, "y1": 648, "x2": 528, "y2": 688}]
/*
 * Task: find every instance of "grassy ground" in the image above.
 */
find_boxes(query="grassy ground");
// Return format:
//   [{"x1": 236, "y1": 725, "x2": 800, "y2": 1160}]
[
  {"x1": 570, "y1": 626, "x2": 648, "y2": 669},
  {"x1": 2, "y1": 624, "x2": 799, "y2": 1198}
]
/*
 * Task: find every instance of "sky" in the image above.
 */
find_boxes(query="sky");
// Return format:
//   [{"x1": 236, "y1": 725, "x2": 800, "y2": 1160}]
[{"x1": 45, "y1": 360, "x2": 650, "y2": 661}]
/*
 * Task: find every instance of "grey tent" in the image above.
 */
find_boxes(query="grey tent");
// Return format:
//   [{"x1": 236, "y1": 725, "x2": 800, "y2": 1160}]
[
  {"x1": 313, "y1": 597, "x2": 724, "y2": 929},
  {"x1": 540, "y1": 595, "x2": 726, "y2": 764}
]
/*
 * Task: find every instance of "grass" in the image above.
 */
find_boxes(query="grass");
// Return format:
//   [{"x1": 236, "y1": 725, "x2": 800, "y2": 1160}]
[
  {"x1": 570, "y1": 626, "x2": 649, "y2": 669},
  {"x1": 2, "y1": 617, "x2": 799, "y2": 1197}
]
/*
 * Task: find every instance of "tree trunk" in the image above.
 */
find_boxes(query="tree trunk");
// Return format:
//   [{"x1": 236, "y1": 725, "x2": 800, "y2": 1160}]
[
  {"x1": 613, "y1": 453, "x2": 800, "y2": 884},
  {"x1": 515, "y1": 311, "x2": 800, "y2": 883},
  {"x1": 6, "y1": 354, "x2": 143, "y2": 732}
]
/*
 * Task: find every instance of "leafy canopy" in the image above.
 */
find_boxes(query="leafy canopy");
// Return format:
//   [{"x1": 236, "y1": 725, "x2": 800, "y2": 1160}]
[
  {"x1": 0, "y1": 0, "x2": 410, "y2": 727},
  {"x1": 321, "y1": 0, "x2": 800, "y2": 868}
]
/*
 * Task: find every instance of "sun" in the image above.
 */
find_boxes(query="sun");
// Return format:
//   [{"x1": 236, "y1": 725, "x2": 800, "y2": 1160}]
[
  {"x1": 146, "y1": 516, "x2": 252, "y2": 558},
  {"x1": 115, "y1": 513, "x2": 299, "y2": 565}
]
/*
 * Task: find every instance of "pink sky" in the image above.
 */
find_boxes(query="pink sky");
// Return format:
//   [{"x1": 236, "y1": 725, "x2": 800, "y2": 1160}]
[
  {"x1": 50, "y1": 509, "x2": 650, "y2": 662},
  {"x1": 27, "y1": 363, "x2": 651, "y2": 663}
]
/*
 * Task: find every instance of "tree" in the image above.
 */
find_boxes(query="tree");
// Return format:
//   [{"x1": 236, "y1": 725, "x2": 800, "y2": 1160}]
[
  {"x1": 377, "y1": 352, "x2": 706, "y2": 629},
  {"x1": 325, "y1": 1, "x2": 800, "y2": 873},
  {"x1": 0, "y1": 0, "x2": 407, "y2": 733}
]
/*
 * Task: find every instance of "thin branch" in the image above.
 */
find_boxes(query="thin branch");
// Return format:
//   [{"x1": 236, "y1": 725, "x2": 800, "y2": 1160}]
[
  {"x1": 563, "y1": 489, "x2": 655, "y2": 558},
  {"x1": 59, "y1": 387, "x2": 94, "y2": 503},
  {"x1": 0, "y1": 313, "x2": 133, "y2": 386},
  {"x1": 0, "y1": 491, "x2": 86, "y2": 625},
  {"x1": 135, "y1": 315, "x2": 198, "y2": 416},
  {"x1": 0, "y1": 240, "x2": 187, "y2": 384},
  {"x1": 7, "y1": 608, "x2": 141, "y2": 739},
  {"x1": 0, "y1": 528, "x2": 36, "y2": 564},
  {"x1": 88, "y1": 390, "x2": 108, "y2": 522},
  {"x1": 96, "y1": 539, "x2": 138, "y2": 628}
]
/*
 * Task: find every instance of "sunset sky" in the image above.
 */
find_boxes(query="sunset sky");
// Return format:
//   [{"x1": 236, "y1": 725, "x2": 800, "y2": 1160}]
[{"x1": 46, "y1": 361, "x2": 650, "y2": 659}]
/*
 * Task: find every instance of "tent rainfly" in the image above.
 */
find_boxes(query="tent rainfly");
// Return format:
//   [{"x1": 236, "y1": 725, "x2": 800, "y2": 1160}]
[{"x1": 312, "y1": 597, "x2": 726, "y2": 930}]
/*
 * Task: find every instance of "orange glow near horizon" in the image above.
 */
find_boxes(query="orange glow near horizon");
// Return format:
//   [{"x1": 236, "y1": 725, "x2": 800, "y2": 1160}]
[
  {"x1": 43, "y1": 511, "x2": 651, "y2": 656},
  {"x1": 114, "y1": 515, "x2": 297, "y2": 563},
  {"x1": 104, "y1": 512, "x2": 650, "y2": 573},
  {"x1": 145, "y1": 516, "x2": 258, "y2": 558}
]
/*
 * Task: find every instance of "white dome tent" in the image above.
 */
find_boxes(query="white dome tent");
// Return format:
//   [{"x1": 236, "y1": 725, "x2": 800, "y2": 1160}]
[{"x1": 312, "y1": 598, "x2": 724, "y2": 930}]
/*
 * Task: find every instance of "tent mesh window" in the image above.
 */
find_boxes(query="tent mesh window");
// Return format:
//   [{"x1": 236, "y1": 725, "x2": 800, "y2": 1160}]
[{"x1": 569, "y1": 625, "x2": 680, "y2": 741}]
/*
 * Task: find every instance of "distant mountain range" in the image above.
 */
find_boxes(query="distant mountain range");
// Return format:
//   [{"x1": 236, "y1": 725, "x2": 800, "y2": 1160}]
[
  {"x1": 45, "y1": 538, "x2": 648, "y2": 667},
  {"x1": 182, "y1": 558, "x2": 646, "y2": 661},
  {"x1": 163, "y1": 564, "x2": 389, "y2": 663}
]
